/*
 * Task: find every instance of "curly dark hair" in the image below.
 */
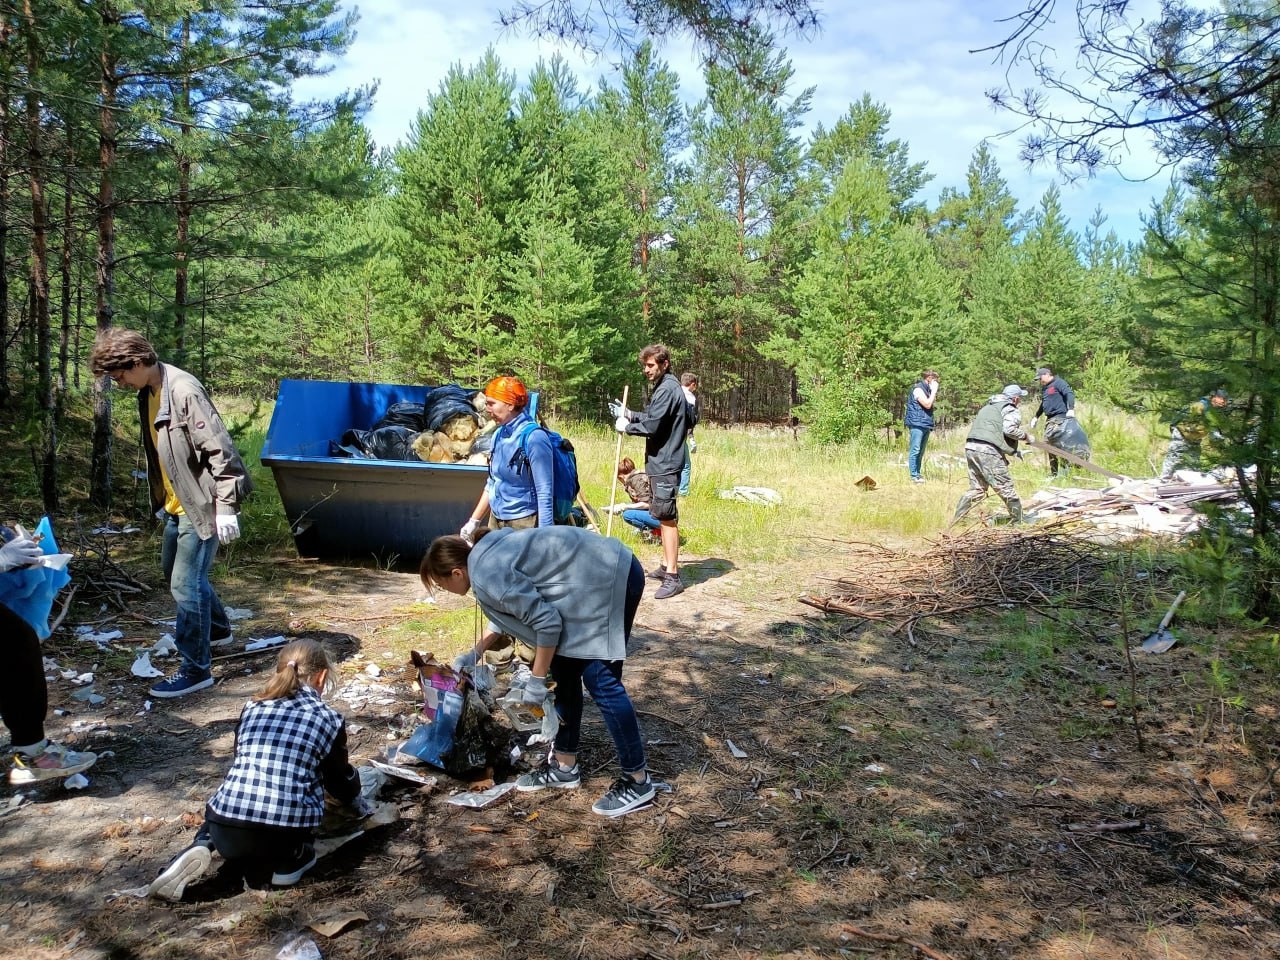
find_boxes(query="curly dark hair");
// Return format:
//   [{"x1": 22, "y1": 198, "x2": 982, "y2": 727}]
[{"x1": 90, "y1": 328, "x2": 157, "y2": 376}]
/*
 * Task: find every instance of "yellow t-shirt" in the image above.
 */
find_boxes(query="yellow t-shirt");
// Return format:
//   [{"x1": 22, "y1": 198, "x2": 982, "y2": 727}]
[{"x1": 147, "y1": 387, "x2": 184, "y2": 516}]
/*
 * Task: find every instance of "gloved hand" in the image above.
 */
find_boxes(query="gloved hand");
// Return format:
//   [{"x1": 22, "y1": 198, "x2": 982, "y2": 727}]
[
  {"x1": 215, "y1": 514, "x2": 240, "y2": 545},
  {"x1": 608, "y1": 399, "x2": 625, "y2": 420},
  {"x1": 688, "y1": 438, "x2": 697, "y2": 454},
  {"x1": 460, "y1": 517, "x2": 480, "y2": 544},
  {"x1": 1025, "y1": 433, "x2": 1035, "y2": 444},
  {"x1": 452, "y1": 648, "x2": 478, "y2": 674},
  {"x1": 614, "y1": 415, "x2": 630, "y2": 433},
  {"x1": 0, "y1": 535, "x2": 43, "y2": 572},
  {"x1": 155, "y1": 508, "x2": 167, "y2": 522},
  {"x1": 1066, "y1": 410, "x2": 1076, "y2": 419},
  {"x1": 522, "y1": 674, "x2": 550, "y2": 705}
]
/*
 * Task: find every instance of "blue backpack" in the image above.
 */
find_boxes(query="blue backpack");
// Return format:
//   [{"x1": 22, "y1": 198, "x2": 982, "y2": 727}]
[{"x1": 515, "y1": 421, "x2": 582, "y2": 525}]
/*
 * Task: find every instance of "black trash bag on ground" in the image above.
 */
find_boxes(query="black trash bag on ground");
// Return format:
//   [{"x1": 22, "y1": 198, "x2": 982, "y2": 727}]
[
  {"x1": 446, "y1": 687, "x2": 507, "y2": 776},
  {"x1": 363, "y1": 425, "x2": 418, "y2": 460},
  {"x1": 424, "y1": 384, "x2": 479, "y2": 434},
  {"x1": 373, "y1": 400, "x2": 426, "y2": 432},
  {"x1": 1056, "y1": 417, "x2": 1092, "y2": 459}
]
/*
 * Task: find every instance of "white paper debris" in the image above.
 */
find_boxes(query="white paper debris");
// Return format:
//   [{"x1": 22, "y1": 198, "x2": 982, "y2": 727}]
[
  {"x1": 64, "y1": 773, "x2": 90, "y2": 789},
  {"x1": 245, "y1": 635, "x2": 288, "y2": 651},
  {"x1": 150, "y1": 634, "x2": 177, "y2": 657},
  {"x1": 364, "y1": 663, "x2": 382, "y2": 678},
  {"x1": 75, "y1": 627, "x2": 123, "y2": 646},
  {"x1": 864, "y1": 763, "x2": 886, "y2": 773},
  {"x1": 226, "y1": 607, "x2": 253, "y2": 621},
  {"x1": 276, "y1": 936, "x2": 322, "y2": 960},
  {"x1": 131, "y1": 652, "x2": 166, "y2": 679},
  {"x1": 726, "y1": 739, "x2": 748, "y2": 759},
  {"x1": 61, "y1": 669, "x2": 94, "y2": 685}
]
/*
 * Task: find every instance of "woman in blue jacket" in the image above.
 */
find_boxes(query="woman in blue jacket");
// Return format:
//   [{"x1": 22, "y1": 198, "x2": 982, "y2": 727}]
[{"x1": 422, "y1": 526, "x2": 654, "y2": 818}]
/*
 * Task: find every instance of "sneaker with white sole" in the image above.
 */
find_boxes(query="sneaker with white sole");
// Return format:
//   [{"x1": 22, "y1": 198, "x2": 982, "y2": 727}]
[
  {"x1": 515, "y1": 763, "x2": 581, "y2": 791},
  {"x1": 271, "y1": 843, "x2": 317, "y2": 886},
  {"x1": 210, "y1": 631, "x2": 236, "y2": 649},
  {"x1": 148, "y1": 844, "x2": 212, "y2": 901},
  {"x1": 653, "y1": 573, "x2": 684, "y2": 599},
  {"x1": 150, "y1": 667, "x2": 214, "y2": 698},
  {"x1": 591, "y1": 775, "x2": 656, "y2": 817},
  {"x1": 8, "y1": 741, "x2": 97, "y2": 785}
]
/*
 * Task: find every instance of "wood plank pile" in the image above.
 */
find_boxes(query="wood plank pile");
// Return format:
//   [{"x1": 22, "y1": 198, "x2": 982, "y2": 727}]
[{"x1": 1024, "y1": 470, "x2": 1242, "y2": 537}]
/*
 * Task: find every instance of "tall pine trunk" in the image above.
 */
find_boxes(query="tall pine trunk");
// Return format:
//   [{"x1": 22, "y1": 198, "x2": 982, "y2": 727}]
[{"x1": 89, "y1": 6, "x2": 120, "y2": 509}]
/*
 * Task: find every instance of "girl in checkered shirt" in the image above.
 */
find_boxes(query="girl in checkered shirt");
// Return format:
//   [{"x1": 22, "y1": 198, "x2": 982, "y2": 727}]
[{"x1": 147, "y1": 639, "x2": 369, "y2": 900}]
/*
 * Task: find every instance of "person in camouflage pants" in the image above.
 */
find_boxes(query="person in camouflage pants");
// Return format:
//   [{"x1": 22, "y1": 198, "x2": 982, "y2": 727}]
[{"x1": 953, "y1": 384, "x2": 1032, "y2": 524}]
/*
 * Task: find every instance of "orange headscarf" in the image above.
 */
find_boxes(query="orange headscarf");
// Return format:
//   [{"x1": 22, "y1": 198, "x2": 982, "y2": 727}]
[{"x1": 484, "y1": 375, "x2": 529, "y2": 409}]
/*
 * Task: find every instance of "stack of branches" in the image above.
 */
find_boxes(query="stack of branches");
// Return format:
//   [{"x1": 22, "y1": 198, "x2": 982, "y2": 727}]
[
  {"x1": 800, "y1": 522, "x2": 1131, "y2": 638},
  {"x1": 59, "y1": 530, "x2": 150, "y2": 614}
]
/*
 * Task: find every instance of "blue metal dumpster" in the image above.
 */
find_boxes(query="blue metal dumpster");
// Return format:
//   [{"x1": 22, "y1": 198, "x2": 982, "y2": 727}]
[{"x1": 261, "y1": 379, "x2": 500, "y2": 563}]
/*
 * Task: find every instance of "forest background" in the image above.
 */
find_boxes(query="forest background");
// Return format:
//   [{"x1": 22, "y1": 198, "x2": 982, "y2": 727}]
[{"x1": 0, "y1": 0, "x2": 1277, "y2": 611}]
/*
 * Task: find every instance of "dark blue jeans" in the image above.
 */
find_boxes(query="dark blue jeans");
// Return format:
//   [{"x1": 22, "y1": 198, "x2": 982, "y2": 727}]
[
  {"x1": 907, "y1": 427, "x2": 931, "y2": 479},
  {"x1": 161, "y1": 512, "x2": 230, "y2": 673},
  {"x1": 548, "y1": 557, "x2": 646, "y2": 774}
]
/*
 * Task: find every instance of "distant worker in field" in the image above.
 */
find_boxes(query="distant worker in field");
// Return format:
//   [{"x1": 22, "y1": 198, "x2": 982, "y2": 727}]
[
  {"x1": 953, "y1": 384, "x2": 1032, "y2": 525},
  {"x1": 460, "y1": 376, "x2": 555, "y2": 544},
  {"x1": 678, "y1": 372, "x2": 700, "y2": 496},
  {"x1": 91, "y1": 328, "x2": 251, "y2": 699},
  {"x1": 904, "y1": 369, "x2": 940, "y2": 483},
  {"x1": 1031, "y1": 365, "x2": 1077, "y2": 478},
  {"x1": 611, "y1": 344, "x2": 691, "y2": 600},
  {"x1": 1161, "y1": 389, "x2": 1229, "y2": 480}
]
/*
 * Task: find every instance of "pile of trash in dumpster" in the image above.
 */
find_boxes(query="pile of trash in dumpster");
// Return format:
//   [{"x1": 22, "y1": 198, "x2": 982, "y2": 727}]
[{"x1": 328, "y1": 385, "x2": 492, "y2": 464}]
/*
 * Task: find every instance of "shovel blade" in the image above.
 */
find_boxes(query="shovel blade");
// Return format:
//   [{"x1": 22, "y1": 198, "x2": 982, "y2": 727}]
[{"x1": 1140, "y1": 627, "x2": 1178, "y2": 654}]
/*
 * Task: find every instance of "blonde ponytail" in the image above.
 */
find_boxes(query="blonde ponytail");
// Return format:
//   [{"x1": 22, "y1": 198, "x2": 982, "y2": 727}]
[{"x1": 254, "y1": 639, "x2": 333, "y2": 701}]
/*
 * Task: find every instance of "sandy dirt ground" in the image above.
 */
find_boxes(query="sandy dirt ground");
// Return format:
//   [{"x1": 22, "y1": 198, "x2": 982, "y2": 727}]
[{"x1": 3, "y1": 534, "x2": 1279, "y2": 960}]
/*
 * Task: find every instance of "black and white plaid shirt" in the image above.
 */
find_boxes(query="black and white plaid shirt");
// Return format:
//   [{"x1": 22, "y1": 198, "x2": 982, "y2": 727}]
[{"x1": 206, "y1": 686, "x2": 349, "y2": 830}]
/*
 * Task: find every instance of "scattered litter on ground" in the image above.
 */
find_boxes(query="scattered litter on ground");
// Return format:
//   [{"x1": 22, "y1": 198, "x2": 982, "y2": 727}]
[
  {"x1": 61, "y1": 668, "x2": 94, "y2": 684},
  {"x1": 276, "y1": 935, "x2": 322, "y2": 960},
  {"x1": 305, "y1": 911, "x2": 368, "y2": 938},
  {"x1": 245, "y1": 635, "x2": 287, "y2": 651},
  {"x1": 1025, "y1": 473, "x2": 1241, "y2": 536},
  {"x1": 71, "y1": 687, "x2": 106, "y2": 705},
  {"x1": 446, "y1": 781, "x2": 517, "y2": 809},
  {"x1": 725, "y1": 739, "x2": 748, "y2": 759},
  {"x1": 90, "y1": 524, "x2": 141, "y2": 535},
  {"x1": 0, "y1": 794, "x2": 26, "y2": 817},
  {"x1": 131, "y1": 652, "x2": 166, "y2": 679},
  {"x1": 718, "y1": 486, "x2": 782, "y2": 506},
  {"x1": 64, "y1": 773, "x2": 90, "y2": 789},
  {"x1": 150, "y1": 634, "x2": 177, "y2": 657},
  {"x1": 366, "y1": 759, "x2": 438, "y2": 787},
  {"x1": 225, "y1": 607, "x2": 253, "y2": 621},
  {"x1": 75, "y1": 626, "x2": 123, "y2": 646}
]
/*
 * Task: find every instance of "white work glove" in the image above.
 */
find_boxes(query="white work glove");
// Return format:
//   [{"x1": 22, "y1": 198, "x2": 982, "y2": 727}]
[
  {"x1": 1066, "y1": 410, "x2": 1076, "y2": 419},
  {"x1": 614, "y1": 415, "x2": 630, "y2": 433},
  {"x1": 688, "y1": 438, "x2": 697, "y2": 454},
  {"x1": 0, "y1": 535, "x2": 43, "y2": 572},
  {"x1": 155, "y1": 508, "x2": 167, "y2": 522},
  {"x1": 608, "y1": 399, "x2": 633, "y2": 421},
  {"x1": 522, "y1": 674, "x2": 550, "y2": 705},
  {"x1": 460, "y1": 518, "x2": 480, "y2": 544},
  {"x1": 1025, "y1": 433, "x2": 1035, "y2": 444},
  {"x1": 452, "y1": 649, "x2": 478, "y2": 674},
  {"x1": 215, "y1": 514, "x2": 240, "y2": 545}
]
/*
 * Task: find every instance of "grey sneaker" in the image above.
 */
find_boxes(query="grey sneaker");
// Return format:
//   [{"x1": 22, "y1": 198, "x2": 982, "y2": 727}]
[
  {"x1": 647, "y1": 564, "x2": 668, "y2": 580},
  {"x1": 591, "y1": 775, "x2": 656, "y2": 817},
  {"x1": 653, "y1": 573, "x2": 684, "y2": 599},
  {"x1": 516, "y1": 763, "x2": 581, "y2": 791},
  {"x1": 149, "y1": 845, "x2": 212, "y2": 901}
]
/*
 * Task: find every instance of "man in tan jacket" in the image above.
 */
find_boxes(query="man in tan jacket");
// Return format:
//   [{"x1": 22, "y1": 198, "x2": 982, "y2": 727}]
[{"x1": 91, "y1": 329, "x2": 251, "y2": 698}]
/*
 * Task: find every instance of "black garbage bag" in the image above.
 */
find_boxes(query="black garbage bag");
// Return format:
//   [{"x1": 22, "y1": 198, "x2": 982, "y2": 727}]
[
  {"x1": 1056, "y1": 417, "x2": 1092, "y2": 459},
  {"x1": 336, "y1": 428, "x2": 374, "y2": 457},
  {"x1": 424, "y1": 384, "x2": 480, "y2": 434},
  {"x1": 329, "y1": 438, "x2": 371, "y2": 458},
  {"x1": 363, "y1": 425, "x2": 418, "y2": 460},
  {"x1": 373, "y1": 400, "x2": 426, "y2": 432}
]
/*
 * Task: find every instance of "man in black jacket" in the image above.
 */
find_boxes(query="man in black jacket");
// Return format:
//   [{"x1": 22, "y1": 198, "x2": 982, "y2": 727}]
[
  {"x1": 1032, "y1": 365, "x2": 1076, "y2": 478},
  {"x1": 612, "y1": 344, "x2": 691, "y2": 599}
]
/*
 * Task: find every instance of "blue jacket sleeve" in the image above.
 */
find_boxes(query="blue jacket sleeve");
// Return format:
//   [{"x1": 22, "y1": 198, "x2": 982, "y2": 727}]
[{"x1": 525, "y1": 430, "x2": 556, "y2": 527}]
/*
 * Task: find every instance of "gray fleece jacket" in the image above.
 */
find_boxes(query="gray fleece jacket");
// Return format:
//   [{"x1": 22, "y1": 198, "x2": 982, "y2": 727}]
[{"x1": 468, "y1": 527, "x2": 634, "y2": 661}]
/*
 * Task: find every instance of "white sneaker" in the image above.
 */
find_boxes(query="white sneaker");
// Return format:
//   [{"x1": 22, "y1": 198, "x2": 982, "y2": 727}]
[{"x1": 149, "y1": 845, "x2": 212, "y2": 901}]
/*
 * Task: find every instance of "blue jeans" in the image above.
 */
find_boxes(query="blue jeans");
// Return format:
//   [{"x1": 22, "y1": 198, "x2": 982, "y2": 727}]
[
  {"x1": 678, "y1": 441, "x2": 692, "y2": 496},
  {"x1": 548, "y1": 557, "x2": 646, "y2": 773},
  {"x1": 907, "y1": 427, "x2": 931, "y2": 479},
  {"x1": 622, "y1": 508, "x2": 660, "y2": 533},
  {"x1": 161, "y1": 512, "x2": 228, "y2": 673}
]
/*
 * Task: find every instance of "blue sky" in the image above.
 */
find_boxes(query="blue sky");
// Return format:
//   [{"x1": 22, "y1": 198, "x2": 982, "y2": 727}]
[{"x1": 297, "y1": 0, "x2": 1169, "y2": 244}]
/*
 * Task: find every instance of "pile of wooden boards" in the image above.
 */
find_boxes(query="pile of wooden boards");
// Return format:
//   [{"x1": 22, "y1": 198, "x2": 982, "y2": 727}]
[{"x1": 1025, "y1": 470, "x2": 1242, "y2": 537}]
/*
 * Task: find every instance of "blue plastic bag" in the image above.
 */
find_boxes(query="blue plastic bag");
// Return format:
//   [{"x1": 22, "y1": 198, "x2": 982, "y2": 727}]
[{"x1": 0, "y1": 517, "x2": 72, "y2": 640}]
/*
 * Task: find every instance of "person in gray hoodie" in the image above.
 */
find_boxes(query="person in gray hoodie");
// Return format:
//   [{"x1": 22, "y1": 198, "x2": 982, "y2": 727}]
[{"x1": 422, "y1": 526, "x2": 654, "y2": 818}]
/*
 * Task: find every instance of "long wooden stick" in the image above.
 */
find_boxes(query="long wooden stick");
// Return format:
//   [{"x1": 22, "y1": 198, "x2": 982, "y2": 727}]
[{"x1": 605, "y1": 385, "x2": 630, "y2": 537}]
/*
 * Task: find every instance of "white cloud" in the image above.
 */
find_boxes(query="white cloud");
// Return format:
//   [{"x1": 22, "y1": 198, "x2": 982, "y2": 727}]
[{"x1": 297, "y1": 0, "x2": 1173, "y2": 241}]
